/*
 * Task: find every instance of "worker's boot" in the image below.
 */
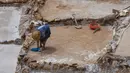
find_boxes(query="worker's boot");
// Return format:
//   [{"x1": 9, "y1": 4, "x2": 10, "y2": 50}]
[
  {"x1": 40, "y1": 42, "x2": 42, "y2": 48},
  {"x1": 42, "y1": 45, "x2": 46, "y2": 50},
  {"x1": 41, "y1": 43, "x2": 45, "y2": 55}
]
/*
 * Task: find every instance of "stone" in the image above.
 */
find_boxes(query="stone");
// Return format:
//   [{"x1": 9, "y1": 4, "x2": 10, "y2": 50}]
[
  {"x1": 85, "y1": 64, "x2": 100, "y2": 73},
  {"x1": 34, "y1": 12, "x2": 43, "y2": 20},
  {"x1": 27, "y1": 58, "x2": 33, "y2": 65},
  {"x1": 75, "y1": 25, "x2": 82, "y2": 29},
  {"x1": 23, "y1": 33, "x2": 34, "y2": 49},
  {"x1": 18, "y1": 56, "x2": 22, "y2": 62},
  {"x1": 68, "y1": 64, "x2": 78, "y2": 71},
  {"x1": 64, "y1": 20, "x2": 74, "y2": 25},
  {"x1": 119, "y1": 9, "x2": 129, "y2": 17},
  {"x1": 23, "y1": 56, "x2": 29, "y2": 63},
  {"x1": 37, "y1": 63, "x2": 44, "y2": 69},
  {"x1": 53, "y1": 63, "x2": 59, "y2": 70},
  {"x1": 15, "y1": 64, "x2": 22, "y2": 73},
  {"x1": 43, "y1": 63, "x2": 51, "y2": 70},
  {"x1": 22, "y1": 47, "x2": 29, "y2": 52},
  {"x1": 33, "y1": 6, "x2": 38, "y2": 12},
  {"x1": 25, "y1": 8, "x2": 31, "y2": 14},
  {"x1": 19, "y1": 49, "x2": 27, "y2": 57},
  {"x1": 28, "y1": 62, "x2": 39, "y2": 69},
  {"x1": 110, "y1": 40, "x2": 117, "y2": 52},
  {"x1": 21, "y1": 66, "x2": 30, "y2": 73}
]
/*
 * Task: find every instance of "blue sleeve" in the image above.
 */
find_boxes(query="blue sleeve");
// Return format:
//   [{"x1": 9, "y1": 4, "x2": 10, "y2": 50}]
[
  {"x1": 37, "y1": 25, "x2": 45, "y2": 32},
  {"x1": 45, "y1": 25, "x2": 51, "y2": 38}
]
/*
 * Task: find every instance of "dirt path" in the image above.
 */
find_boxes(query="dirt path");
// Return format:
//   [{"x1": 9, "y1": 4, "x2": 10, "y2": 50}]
[{"x1": 0, "y1": 7, "x2": 21, "y2": 73}]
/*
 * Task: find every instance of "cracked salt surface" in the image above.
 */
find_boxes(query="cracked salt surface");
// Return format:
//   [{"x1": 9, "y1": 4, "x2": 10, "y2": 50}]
[{"x1": 0, "y1": 7, "x2": 21, "y2": 73}]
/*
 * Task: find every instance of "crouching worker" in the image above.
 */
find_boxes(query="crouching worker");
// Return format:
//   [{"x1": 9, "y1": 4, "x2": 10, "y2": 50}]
[
  {"x1": 21, "y1": 22, "x2": 35, "y2": 40},
  {"x1": 32, "y1": 22, "x2": 51, "y2": 52}
]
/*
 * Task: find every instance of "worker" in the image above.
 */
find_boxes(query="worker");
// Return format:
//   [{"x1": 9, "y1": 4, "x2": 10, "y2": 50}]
[
  {"x1": 21, "y1": 20, "x2": 43, "y2": 40},
  {"x1": 89, "y1": 20, "x2": 101, "y2": 33},
  {"x1": 32, "y1": 22, "x2": 51, "y2": 51},
  {"x1": 21, "y1": 22, "x2": 35, "y2": 40}
]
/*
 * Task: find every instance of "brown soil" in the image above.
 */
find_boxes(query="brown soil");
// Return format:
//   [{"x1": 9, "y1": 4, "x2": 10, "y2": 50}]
[
  {"x1": 27, "y1": 26, "x2": 112, "y2": 65},
  {"x1": 39, "y1": 0, "x2": 130, "y2": 21}
]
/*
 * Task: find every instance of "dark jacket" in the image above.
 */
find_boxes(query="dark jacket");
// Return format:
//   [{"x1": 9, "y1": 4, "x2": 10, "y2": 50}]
[{"x1": 37, "y1": 24, "x2": 51, "y2": 40}]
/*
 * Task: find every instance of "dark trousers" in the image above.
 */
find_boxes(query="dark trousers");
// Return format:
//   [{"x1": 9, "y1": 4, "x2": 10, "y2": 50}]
[{"x1": 40, "y1": 37, "x2": 48, "y2": 50}]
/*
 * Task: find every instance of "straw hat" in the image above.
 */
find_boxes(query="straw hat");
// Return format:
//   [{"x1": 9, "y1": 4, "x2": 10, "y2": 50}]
[{"x1": 32, "y1": 30, "x2": 40, "y2": 41}]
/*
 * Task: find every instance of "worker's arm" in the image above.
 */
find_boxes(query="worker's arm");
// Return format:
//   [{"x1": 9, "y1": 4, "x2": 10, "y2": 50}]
[
  {"x1": 46, "y1": 27, "x2": 51, "y2": 37},
  {"x1": 45, "y1": 25, "x2": 51, "y2": 39}
]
